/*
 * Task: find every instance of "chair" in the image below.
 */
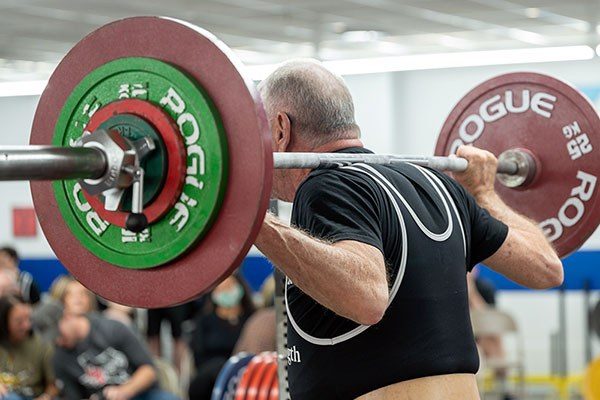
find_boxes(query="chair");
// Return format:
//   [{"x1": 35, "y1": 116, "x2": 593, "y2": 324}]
[{"x1": 470, "y1": 308, "x2": 525, "y2": 399}]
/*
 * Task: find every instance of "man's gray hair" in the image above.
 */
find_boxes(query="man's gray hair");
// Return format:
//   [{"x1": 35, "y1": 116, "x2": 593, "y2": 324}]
[{"x1": 258, "y1": 59, "x2": 360, "y2": 146}]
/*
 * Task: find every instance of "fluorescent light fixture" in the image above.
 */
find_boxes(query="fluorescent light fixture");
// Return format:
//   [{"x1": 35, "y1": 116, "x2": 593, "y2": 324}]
[
  {"x1": 247, "y1": 45, "x2": 595, "y2": 79},
  {"x1": 525, "y1": 8, "x2": 541, "y2": 19},
  {"x1": 0, "y1": 80, "x2": 47, "y2": 97},
  {"x1": 1, "y1": 46, "x2": 595, "y2": 95},
  {"x1": 507, "y1": 28, "x2": 547, "y2": 45},
  {"x1": 341, "y1": 30, "x2": 385, "y2": 42}
]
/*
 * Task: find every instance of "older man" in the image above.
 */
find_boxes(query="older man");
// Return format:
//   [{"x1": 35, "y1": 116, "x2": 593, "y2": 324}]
[{"x1": 253, "y1": 60, "x2": 563, "y2": 399}]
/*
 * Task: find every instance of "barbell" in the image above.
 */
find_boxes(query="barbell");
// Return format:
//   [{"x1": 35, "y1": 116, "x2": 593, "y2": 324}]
[{"x1": 1, "y1": 16, "x2": 599, "y2": 307}]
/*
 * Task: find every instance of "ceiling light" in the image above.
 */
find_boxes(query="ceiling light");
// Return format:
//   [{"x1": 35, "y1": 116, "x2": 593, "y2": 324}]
[
  {"x1": 525, "y1": 8, "x2": 541, "y2": 19},
  {"x1": 331, "y1": 22, "x2": 347, "y2": 34},
  {"x1": 0, "y1": 80, "x2": 47, "y2": 97},
  {"x1": 341, "y1": 30, "x2": 385, "y2": 42},
  {"x1": 595, "y1": 44, "x2": 600, "y2": 56},
  {"x1": 438, "y1": 35, "x2": 472, "y2": 50},
  {"x1": 1, "y1": 46, "x2": 595, "y2": 96},
  {"x1": 246, "y1": 45, "x2": 595, "y2": 79}
]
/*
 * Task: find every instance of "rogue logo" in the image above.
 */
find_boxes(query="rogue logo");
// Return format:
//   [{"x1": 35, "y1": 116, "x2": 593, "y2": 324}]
[
  {"x1": 450, "y1": 90, "x2": 557, "y2": 154},
  {"x1": 540, "y1": 170, "x2": 597, "y2": 242}
]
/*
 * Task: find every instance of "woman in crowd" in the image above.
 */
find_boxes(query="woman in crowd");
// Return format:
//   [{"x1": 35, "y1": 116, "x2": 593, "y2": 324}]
[
  {"x1": 60, "y1": 277, "x2": 97, "y2": 316},
  {"x1": 0, "y1": 295, "x2": 57, "y2": 400},
  {"x1": 188, "y1": 274, "x2": 255, "y2": 399}
]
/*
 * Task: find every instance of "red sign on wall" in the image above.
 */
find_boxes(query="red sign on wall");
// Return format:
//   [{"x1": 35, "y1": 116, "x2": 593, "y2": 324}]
[{"x1": 12, "y1": 208, "x2": 37, "y2": 237}]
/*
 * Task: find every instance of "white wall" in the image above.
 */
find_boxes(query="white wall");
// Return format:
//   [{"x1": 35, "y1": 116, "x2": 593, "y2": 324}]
[{"x1": 0, "y1": 96, "x2": 53, "y2": 256}]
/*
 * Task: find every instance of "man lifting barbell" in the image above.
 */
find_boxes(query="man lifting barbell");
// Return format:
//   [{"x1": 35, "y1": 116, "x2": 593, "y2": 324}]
[
  {"x1": 253, "y1": 59, "x2": 563, "y2": 399},
  {"x1": 3, "y1": 16, "x2": 599, "y2": 399}
]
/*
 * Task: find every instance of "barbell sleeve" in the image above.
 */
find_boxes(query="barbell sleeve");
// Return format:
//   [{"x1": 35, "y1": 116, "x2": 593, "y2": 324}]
[{"x1": 0, "y1": 146, "x2": 106, "y2": 181}]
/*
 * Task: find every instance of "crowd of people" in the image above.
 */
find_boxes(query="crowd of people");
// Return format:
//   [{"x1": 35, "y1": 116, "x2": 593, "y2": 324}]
[{"x1": 0, "y1": 247, "x2": 276, "y2": 400}]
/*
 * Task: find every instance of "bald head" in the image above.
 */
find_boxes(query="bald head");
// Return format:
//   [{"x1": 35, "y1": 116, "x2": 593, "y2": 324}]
[{"x1": 259, "y1": 59, "x2": 360, "y2": 147}]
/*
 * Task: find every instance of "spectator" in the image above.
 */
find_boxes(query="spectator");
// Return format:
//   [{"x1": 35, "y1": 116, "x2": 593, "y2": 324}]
[
  {"x1": 103, "y1": 301, "x2": 135, "y2": 329},
  {"x1": 233, "y1": 275, "x2": 276, "y2": 354},
  {"x1": 0, "y1": 247, "x2": 41, "y2": 304},
  {"x1": 60, "y1": 276, "x2": 97, "y2": 316},
  {"x1": 31, "y1": 276, "x2": 71, "y2": 344},
  {"x1": 52, "y1": 311, "x2": 179, "y2": 400},
  {"x1": 0, "y1": 294, "x2": 57, "y2": 400},
  {"x1": 467, "y1": 267, "x2": 512, "y2": 400},
  {"x1": 188, "y1": 274, "x2": 255, "y2": 399},
  {"x1": 0, "y1": 270, "x2": 19, "y2": 298},
  {"x1": 467, "y1": 267, "x2": 505, "y2": 360},
  {"x1": 147, "y1": 304, "x2": 191, "y2": 373}
]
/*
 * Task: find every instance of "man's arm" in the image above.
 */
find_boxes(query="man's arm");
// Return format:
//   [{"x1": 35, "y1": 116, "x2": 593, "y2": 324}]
[
  {"x1": 103, "y1": 321, "x2": 157, "y2": 400},
  {"x1": 255, "y1": 213, "x2": 388, "y2": 325},
  {"x1": 454, "y1": 145, "x2": 563, "y2": 289},
  {"x1": 102, "y1": 365, "x2": 156, "y2": 400}
]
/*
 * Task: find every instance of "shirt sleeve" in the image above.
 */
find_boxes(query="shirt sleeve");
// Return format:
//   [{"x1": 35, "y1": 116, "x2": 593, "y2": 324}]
[
  {"x1": 292, "y1": 170, "x2": 384, "y2": 252},
  {"x1": 429, "y1": 169, "x2": 509, "y2": 271},
  {"x1": 110, "y1": 320, "x2": 154, "y2": 370}
]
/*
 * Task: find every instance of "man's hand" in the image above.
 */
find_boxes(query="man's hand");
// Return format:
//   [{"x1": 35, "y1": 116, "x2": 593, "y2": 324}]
[
  {"x1": 102, "y1": 385, "x2": 134, "y2": 400},
  {"x1": 451, "y1": 147, "x2": 563, "y2": 289},
  {"x1": 452, "y1": 145, "x2": 498, "y2": 199}
]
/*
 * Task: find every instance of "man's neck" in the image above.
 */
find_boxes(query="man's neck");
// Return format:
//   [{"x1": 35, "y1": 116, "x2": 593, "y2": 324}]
[{"x1": 311, "y1": 138, "x2": 364, "y2": 153}]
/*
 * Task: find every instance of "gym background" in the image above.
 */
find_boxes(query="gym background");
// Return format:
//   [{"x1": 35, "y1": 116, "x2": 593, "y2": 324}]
[{"x1": 0, "y1": 1, "x2": 599, "y2": 399}]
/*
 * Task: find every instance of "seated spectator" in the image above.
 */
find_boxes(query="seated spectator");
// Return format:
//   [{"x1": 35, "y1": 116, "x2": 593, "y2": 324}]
[
  {"x1": 467, "y1": 267, "x2": 512, "y2": 400},
  {"x1": 188, "y1": 274, "x2": 255, "y2": 399},
  {"x1": 53, "y1": 311, "x2": 179, "y2": 400},
  {"x1": 233, "y1": 275, "x2": 276, "y2": 354},
  {"x1": 147, "y1": 303, "x2": 191, "y2": 373},
  {"x1": 0, "y1": 247, "x2": 41, "y2": 304},
  {"x1": 0, "y1": 294, "x2": 57, "y2": 400},
  {"x1": 103, "y1": 301, "x2": 135, "y2": 328},
  {"x1": 31, "y1": 276, "x2": 71, "y2": 343},
  {"x1": 0, "y1": 270, "x2": 19, "y2": 298},
  {"x1": 467, "y1": 267, "x2": 505, "y2": 361},
  {"x1": 60, "y1": 276, "x2": 97, "y2": 316}
]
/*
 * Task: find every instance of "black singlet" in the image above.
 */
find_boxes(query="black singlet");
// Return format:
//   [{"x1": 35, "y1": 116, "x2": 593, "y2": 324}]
[{"x1": 285, "y1": 147, "x2": 508, "y2": 399}]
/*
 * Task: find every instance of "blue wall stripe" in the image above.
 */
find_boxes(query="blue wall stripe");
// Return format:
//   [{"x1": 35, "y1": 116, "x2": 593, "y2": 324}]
[{"x1": 18, "y1": 250, "x2": 600, "y2": 294}]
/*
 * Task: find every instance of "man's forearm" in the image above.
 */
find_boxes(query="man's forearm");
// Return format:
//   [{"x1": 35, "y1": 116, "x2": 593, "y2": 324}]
[
  {"x1": 476, "y1": 190, "x2": 563, "y2": 288},
  {"x1": 122, "y1": 365, "x2": 156, "y2": 397},
  {"x1": 255, "y1": 214, "x2": 387, "y2": 325},
  {"x1": 475, "y1": 191, "x2": 544, "y2": 237}
]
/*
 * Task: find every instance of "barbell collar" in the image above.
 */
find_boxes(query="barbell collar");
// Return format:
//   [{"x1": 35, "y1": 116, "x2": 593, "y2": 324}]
[{"x1": 0, "y1": 146, "x2": 106, "y2": 181}]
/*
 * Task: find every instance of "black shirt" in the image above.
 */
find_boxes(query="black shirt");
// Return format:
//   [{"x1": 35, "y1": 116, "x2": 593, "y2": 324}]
[
  {"x1": 286, "y1": 147, "x2": 508, "y2": 399},
  {"x1": 190, "y1": 310, "x2": 250, "y2": 367},
  {"x1": 53, "y1": 314, "x2": 155, "y2": 400}
]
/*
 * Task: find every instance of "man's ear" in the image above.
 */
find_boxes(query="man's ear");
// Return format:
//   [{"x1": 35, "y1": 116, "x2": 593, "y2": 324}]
[{"x1": 274, "y1": 112, "x2": 292, "y2": 152}]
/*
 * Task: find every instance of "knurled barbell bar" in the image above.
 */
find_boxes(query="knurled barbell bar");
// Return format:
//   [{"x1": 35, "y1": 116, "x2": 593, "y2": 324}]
[{"x1": 0, "y1": 16, "x2": 597, "y2": 307}]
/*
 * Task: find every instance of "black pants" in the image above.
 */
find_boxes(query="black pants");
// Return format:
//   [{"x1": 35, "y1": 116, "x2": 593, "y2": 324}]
[{"x1": 188, "y1": 357, "x2": 228, "y2": 400}]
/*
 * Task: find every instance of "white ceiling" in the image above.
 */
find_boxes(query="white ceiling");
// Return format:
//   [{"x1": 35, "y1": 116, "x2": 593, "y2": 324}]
[{"x1": 1, "y1": 0, "x2": 600, "y2": 82}]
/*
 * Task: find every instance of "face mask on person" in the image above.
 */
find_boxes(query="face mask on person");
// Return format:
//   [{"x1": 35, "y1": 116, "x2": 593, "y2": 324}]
[{"x1": 212, "y1": 283, "x2": 244, "y2": 308}]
